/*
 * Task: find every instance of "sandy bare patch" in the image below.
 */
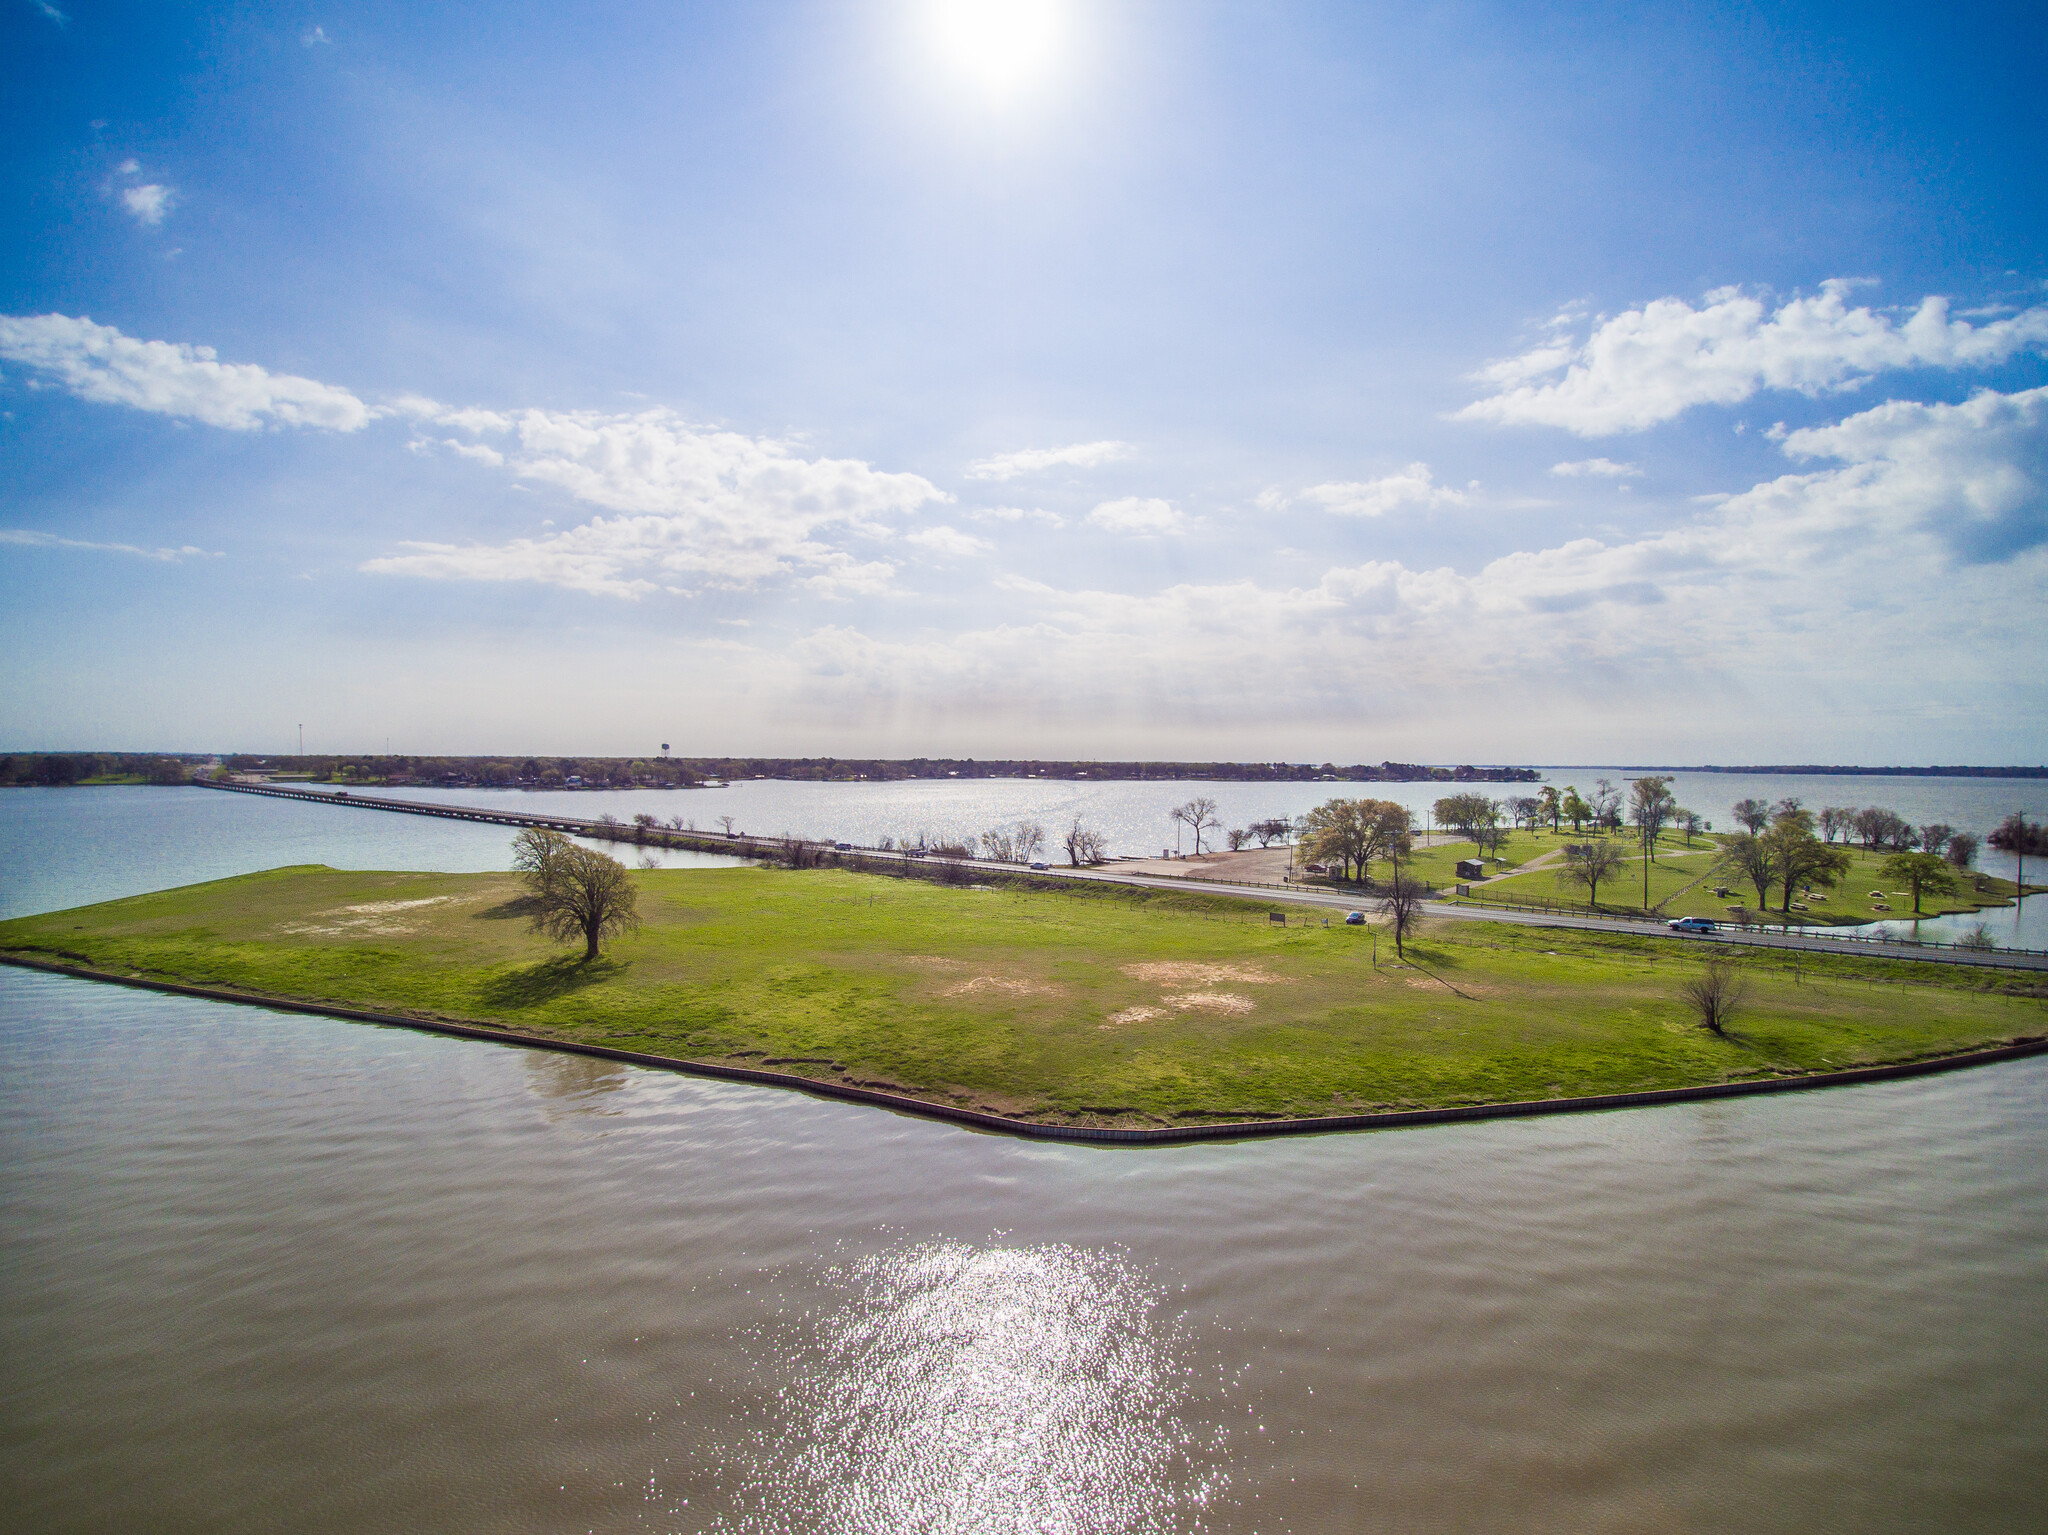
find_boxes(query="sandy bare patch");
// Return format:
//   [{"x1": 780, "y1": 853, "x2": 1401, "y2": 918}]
[
  {"x1": 1162, "y1": 991, "x2": 1256, "y2": 1014},
  {"x1": 282, "y1": 894, "x2": 464, "y2": 937},
  {"x1": 1102, "y1": 1005, "x2": 1166, "y2": 1028},
  {"x1": 1120, "y1": 961, "x2": 1286, "y2": 987},
  {"x1": 944, "y1": 975, "x2": 1057, "y2": 998}
]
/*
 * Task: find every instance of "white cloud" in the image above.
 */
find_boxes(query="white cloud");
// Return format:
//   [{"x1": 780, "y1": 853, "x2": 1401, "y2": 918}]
[
  {"x1": 905, "y1": 525, "x2": 995, "y2": 557},
  {"x1": 966, "y1": 440, "x2": 1133, "y2": 480},
  {"x1": 440, "y1": 438, "x2": 504, "y2": 466},
  {"x1": 758, "y1": 387, "x2": 2047, "y2": 745},
  {"x1": 1086, "y1": 496, "x2": 1184, "y2": 534},
  {"x1": 120, "y1": 184, "x2": 174, "y2": 226},
  {"x1": 1299, "y1": 463, "x2": 1465, "y2": 518},
  {"x1": 0, "y1": 529, "x2": 217, "y2": 561},
  {"x1": 367, "y1": 407, "x2": 946, "y2": 595},
  {"x1": 1551, "y1": 457, "x2": 1641, "y2": 478},
  {"x1": 34, "y1": 1, "x2": 67, "y2": 24},
  {"x1": 117, "y1": 158, "x2": 140, "y2": 175},
  {"x1": 0, "y1": 313, "x2": 371, "y2": 430},
  {"x1": 1459, "y1": 281, "x2": 2048, "y2": 436},
  {"x1": 302, "y1": 25, "x2": 331, "y2": 46}
]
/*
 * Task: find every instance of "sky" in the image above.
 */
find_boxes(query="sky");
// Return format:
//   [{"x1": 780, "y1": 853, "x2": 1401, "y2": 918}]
[{"x1": 2, "y1": 0, "x2": 2044, "y2": 762}]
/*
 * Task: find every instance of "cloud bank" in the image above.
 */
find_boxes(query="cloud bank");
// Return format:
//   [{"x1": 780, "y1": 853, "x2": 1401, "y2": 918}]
[
  {"x1": 371, "y1": 404, "x2": 949, "y2": 596},
  {"x1": 1460, "y1": 282, "x2": 2048, "y2": 436},
  {"x1": 0, "y1": 314, "x2": 370, "y2": 430}
]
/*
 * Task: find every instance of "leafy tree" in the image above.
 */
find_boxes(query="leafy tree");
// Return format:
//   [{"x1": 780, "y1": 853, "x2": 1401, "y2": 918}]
[
  {"x1": 514, "y1": 828, "x2": 640, "y2": 960},
  {"x1": 1731, "y1": 798, "x2": 1772, "y2": 835},
  {"x1": 1715, "y1": 833, "x2": 1780, "y2": 911},
  {"x1": 1945, "y1": 832, "x2": 1980, "y2": 870},
  {"x1": 1767, "y1": 823, "x2": 1853, "y2": 914},
  {"x1": 1434, "y1": 792, "x2": 1506, "y2": 855},
  {"x1": 1250, "y1": 817, "x2": 1292, "y2": 847},
  {"x1": 1537, "y1": 785, "x2": 1562, "y2": 833},
  {"x1": 1560, "y1": 839, "x2": 1626, "y2": 909},
  {"x1": 1676, "y1": 808, "x2": 1703, "y2": 846},
  {"x1": 1879, "y1": 852, "x2": 1959, "y2": 914},
  {"x1": 1629, "y1": 775, "x2": 1677, "y2": 907},
  {"x1": 1560, "y1": 787, "x2": 1590, "y2": 834}
]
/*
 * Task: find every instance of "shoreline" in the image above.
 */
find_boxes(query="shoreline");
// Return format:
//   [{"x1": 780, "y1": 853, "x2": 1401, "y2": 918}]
[{"x1": 8, "y1": 950, "x2": 2044, "y2": 1146}]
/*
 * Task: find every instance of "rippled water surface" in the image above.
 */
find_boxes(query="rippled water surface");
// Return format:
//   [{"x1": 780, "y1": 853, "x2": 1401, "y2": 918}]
[{"x1": 3, "y1": 787, "x2": 2047, "y2": 1531}]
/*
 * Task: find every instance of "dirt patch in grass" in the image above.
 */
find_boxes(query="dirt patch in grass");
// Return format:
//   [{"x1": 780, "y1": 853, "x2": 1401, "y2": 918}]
[
  {"x1": 280, "y1": 895, "x2": 471, "y2": 937},
  {"x1": 1121, "y1": 960, "x2": 1287, "y2": 986},
  {"x1": 1163, "y1": 991, "x2": 1257, "y2": 1014}
]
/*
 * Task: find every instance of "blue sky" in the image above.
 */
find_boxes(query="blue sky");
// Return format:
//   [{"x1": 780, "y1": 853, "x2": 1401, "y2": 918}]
[{"x1": 3, "y1": 0, "x2": 2044, "y2": 760}]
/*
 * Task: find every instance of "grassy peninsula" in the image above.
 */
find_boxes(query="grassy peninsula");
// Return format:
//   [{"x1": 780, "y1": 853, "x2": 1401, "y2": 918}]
[{"x1": 3, "y1": 865, "x2": 2041, "y2": 1129}]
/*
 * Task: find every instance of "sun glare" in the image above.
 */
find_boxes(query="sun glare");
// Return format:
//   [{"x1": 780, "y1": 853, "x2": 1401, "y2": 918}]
[{"x1": 926, "y1": 0, "x2": 1068, "y2": 103}]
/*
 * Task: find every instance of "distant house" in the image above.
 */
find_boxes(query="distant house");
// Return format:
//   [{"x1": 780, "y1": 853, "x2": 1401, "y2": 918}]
[{"x1": 1455, "y1": 858, "x2": 1485, "y2": 881}]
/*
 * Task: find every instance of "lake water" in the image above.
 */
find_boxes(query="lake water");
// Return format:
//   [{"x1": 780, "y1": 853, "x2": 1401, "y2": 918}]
[{"x1": 3, "y1": 786, "x2": 2047, "y2": 1532}]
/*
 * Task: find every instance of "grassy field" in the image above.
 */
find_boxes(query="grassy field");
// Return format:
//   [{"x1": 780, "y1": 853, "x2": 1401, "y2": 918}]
[
  {"x1": 1449, "y1": 834, "x2": 2026, "y2": 924},
  {"x1": 3, "y1": 864, "x2": 2041, "y2": 1129}
]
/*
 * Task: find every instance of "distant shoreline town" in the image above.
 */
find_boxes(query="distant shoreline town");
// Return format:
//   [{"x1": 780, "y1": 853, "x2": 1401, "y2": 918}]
[{"x1": 3, "y1": 753, "x2": 2047, "y2": 790}]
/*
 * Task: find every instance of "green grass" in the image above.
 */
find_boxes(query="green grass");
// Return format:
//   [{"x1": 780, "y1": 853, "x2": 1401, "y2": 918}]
[{"x1": 3, "y1": 864, "x2": 2040, "y2": 1129}]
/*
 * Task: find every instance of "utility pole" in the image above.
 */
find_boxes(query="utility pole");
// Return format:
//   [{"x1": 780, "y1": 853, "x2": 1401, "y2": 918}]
[{"x1": 298, "y1": 723, "x2": 303, "y2": 756}]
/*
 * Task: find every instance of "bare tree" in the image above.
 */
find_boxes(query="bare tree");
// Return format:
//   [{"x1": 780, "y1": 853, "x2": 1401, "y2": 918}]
[
  {"x1": 980, "y1": 826, "x2": 1016, "y2": 862},
  {"x1": 1378, "y1": 874, "x2": 1427, "y2": 958},
  {"x1": 1731, "y1": 797, "x2": 1772, "y2": 835},
  {"x1": 1560, "y1": 839, "x2": 1626, "y2": 909},
  {"x1": 1227, "y1": 827, "x2": 1250, "y2": 851},
  {"x1": 1013, "y1": 820, "x2": 1047, "y2": 863},
  {"x1": 717, "y1": 815, "x2": 737, "y2": 836},
  {"x1": 1945, "y1": 832, "x2": 1980, "y2": 870},
  {"x1": 1677, "y1": 808, "x2": 1703, "y2": 846},
  {"x1": 1062, "y1": 818, "x2": 1107, "y2": 866},
  {"x1": 1817, "y1": 806, "x2": 1856, "y2": 844},
  {"x1": 1682, "y1": 959, "x2": 1746, "y2": 1035},
  {"x1": 1592, "y1": 778, "x2": 1623, "y2": 830},
  {"x1": 1180, "y1": 796, "x2": 1221, "y2": 855},
  {"x1": 514, "y1": 829, "x2": 640, "y2": 961},
  {"x1": 1918, "y1": 824, "x2": 1955, "y2": 859}
]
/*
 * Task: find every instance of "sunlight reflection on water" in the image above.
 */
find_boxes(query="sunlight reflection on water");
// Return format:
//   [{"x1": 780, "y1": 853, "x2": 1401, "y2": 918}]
[{"x1": 713, "y1": 1241, "x2": 1219, "y2": 1535}]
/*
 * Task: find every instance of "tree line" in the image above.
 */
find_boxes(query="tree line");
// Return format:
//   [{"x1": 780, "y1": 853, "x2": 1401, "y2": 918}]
[{"x1": 0, "y1": 753, "x2": 200, "y2": 785}]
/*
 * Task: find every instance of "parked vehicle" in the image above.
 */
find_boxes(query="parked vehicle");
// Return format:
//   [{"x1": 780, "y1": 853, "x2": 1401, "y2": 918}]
[
  {"x1": 1667, "y1": 917, "x2": 1719, "y2": 933},
  {"x1": 1345, "y1": 911, "x2": 1366, "y2": 925}
]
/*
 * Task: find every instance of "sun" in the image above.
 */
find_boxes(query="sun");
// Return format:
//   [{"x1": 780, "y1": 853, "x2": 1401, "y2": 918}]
[{"x1": 925, "y1": 0, "x2": 1068, "y2": 103}]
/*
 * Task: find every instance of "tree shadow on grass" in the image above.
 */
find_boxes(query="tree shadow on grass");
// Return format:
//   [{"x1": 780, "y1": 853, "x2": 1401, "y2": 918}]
[
  {"x1": 476, "y1": 894, "x2": 547, "y2": 921},
  {"x1": 479, "y1": 954, "x2": 627, "y2": 1009}
]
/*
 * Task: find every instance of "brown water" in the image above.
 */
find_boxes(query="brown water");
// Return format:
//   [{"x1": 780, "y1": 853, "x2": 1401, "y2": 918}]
[{"x1": 4, "y1": 966, "x2": 2045, "y2": 1533}]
